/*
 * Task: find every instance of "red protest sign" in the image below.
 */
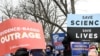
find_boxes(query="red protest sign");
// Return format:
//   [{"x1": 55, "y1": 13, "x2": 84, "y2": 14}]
[{"x1": 0, "y1": 19, "x2": 46, "y2": 56}]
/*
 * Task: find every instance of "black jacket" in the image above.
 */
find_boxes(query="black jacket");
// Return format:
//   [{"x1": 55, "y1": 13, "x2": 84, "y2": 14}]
[{"x1": 62, "y1": 34, "x2": 71, "y2": 56}]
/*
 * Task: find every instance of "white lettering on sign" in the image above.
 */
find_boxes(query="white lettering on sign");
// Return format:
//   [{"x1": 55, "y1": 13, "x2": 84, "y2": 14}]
[
  {"x1": 0, "y1": 27, "x2": 40, "y2": 36},
  {"x1": 76, "y1": 33, "x2": 98, "y2": 39},
  {"x1": 0, "y1": 32, "x2": 41, "y2": 44}
]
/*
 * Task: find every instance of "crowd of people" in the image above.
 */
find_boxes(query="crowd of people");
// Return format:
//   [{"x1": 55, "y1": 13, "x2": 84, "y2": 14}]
[
  {"x1": 5, "y1": 45, "x2": 64, "y2": 56},
  {"x1": 4, "y1": 35, "x2": 71, "y2": 56},
  {"x1": 5, "y1": 45, "x2": 100, "y2": 56},
  {"x1": 6, "y1": 35, "x2": 100, "y2": 56}
]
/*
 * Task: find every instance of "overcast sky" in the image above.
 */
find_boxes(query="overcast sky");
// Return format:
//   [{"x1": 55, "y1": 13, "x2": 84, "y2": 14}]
[
  {"x1": 1, "y1": 0, "x2": 100, "y2": 14},
  {"x1": 75, "y1": 0, "x2": 100, "y2": 14},
  {"x1": 0, "y1": 0, "x2": 100, "y2": 18}
]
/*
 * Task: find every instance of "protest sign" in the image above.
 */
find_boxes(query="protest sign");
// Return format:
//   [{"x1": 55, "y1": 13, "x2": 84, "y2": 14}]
[
  {"x1": 67, "y1": 14, "x2": 100, "y2": 42},
  {"x1": 0, "y1": 19, "x2": 46, "y2": 56},
  {"x1": 52, "y1": 33, "x2": 65, "y2": 50}
]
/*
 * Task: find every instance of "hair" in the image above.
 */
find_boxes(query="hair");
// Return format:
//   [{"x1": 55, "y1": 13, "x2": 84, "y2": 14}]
[
  {"x1": 30, "y1": 49, "x2": 44, "y2": 56},
  {"x1": 14, "y1": 48, "x2": 29, "y2": 56},
  {"x1": 46, "y1": 45, "x2": 53, "y2": 51}
]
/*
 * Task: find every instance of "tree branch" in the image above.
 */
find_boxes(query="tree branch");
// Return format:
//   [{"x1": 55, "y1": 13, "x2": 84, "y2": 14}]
[
  {"x1": 71, "y1": 0, "x2": 75, "y2": 14},
  {"x1": 53, "y1": 0, "x2": 66, "y2": 17}
]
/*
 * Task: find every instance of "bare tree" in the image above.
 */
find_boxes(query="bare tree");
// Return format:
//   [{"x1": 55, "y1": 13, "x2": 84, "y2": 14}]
[
  {"x1": 20, "y1": 0, "x2": 67, "y2": 33},
  {"x1": 71, "y1": 0, "x2": 75, "y2": 14},
  {"x1": 0, "y1": 0, "x2": 14, "y2": 18},
  {"x1": 53, "y1": 0, "x2": 75, "y2": 15},
  {"x1": 0, "y1": 0, "x2": 30, "y2": 20},
  {"x1": 0, "y1": 0, "x2": 76, "y2": 39}
]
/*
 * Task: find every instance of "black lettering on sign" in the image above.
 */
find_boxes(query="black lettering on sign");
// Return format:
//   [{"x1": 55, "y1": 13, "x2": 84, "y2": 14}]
[
  {"x1": 82, "y1": 16, "x2": 93, "y2": 19},
  {"x1": 71, "y1": 20, "x2": 99, "y2": 26}
]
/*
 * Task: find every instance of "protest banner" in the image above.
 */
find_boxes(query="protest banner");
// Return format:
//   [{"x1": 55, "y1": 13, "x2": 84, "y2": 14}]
[{"x1": 0, "y1": 19, "x2": 46, "y2": 56}]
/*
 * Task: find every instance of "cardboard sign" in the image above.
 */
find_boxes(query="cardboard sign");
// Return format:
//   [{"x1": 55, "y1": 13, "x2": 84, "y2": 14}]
[{"x1": 0, "y1": 19, "x2": 46, "y2": 56}]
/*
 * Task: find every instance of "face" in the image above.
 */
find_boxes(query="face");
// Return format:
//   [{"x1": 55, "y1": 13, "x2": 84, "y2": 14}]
[
  {"x1": 46, "y1": 47, "x2": 51, "y2": 51},
  {"x1": 88, "y1": 49, "x2": 98, "y2": 56}
]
